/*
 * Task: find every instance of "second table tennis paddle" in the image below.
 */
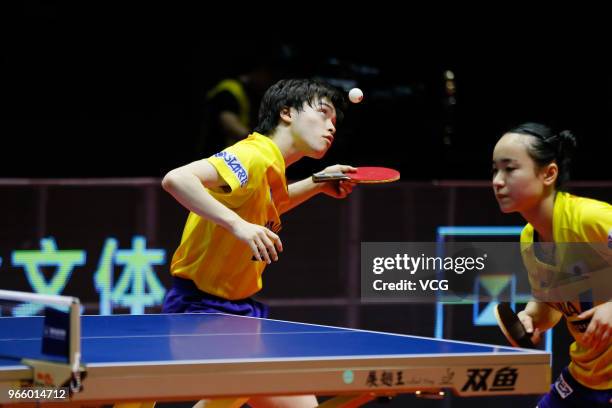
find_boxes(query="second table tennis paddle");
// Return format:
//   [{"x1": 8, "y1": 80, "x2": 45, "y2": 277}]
[{"x1": 494, "y1": 302, "x2": 536, "y2": 349}]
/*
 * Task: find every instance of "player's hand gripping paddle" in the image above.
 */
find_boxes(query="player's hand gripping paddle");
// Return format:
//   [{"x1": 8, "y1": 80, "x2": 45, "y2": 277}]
[
  {"x1": 312, "y1": 167, "x2": 400, "y2": 184},
  {"x1": 494, "y1": 302, "x2": 536, "y2": 348}
]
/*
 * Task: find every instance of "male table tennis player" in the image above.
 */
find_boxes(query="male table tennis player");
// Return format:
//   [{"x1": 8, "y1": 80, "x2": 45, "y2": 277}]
[{"x1": 161, "y1": 78, "x2": 355, "y2": 408}]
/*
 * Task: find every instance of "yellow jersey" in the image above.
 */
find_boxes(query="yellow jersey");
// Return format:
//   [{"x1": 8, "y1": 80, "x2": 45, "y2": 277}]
[
  {"x1": 170, "y1": 132, "x2": 289, "y2": 300},
  {"x1": 521, "y1": 191, "x2": 612, "y2": 389}
]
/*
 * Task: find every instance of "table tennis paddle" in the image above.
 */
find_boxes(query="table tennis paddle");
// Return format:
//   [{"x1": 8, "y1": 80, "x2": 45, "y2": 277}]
[
  {"x1": 494, "y1": 302, "x2": 536, "y2": 349},
  {"x1": 312, "y1": 167, "x2": 400, "y2": 184}
]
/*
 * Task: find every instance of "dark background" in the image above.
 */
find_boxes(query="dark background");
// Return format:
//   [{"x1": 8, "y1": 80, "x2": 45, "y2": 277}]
[
  {"x1": 1, "y1": 5, "x2": 611, "y2": 407},
  {"x1": 2, "y1": 4, "x2": 611, "y2": 181}
]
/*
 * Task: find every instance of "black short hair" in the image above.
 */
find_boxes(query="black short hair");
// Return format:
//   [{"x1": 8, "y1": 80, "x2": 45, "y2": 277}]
[
  {"x1": 507, "y1": 122, "x2": 577, "y2": 189},
  {"x1": 254, "y1": 79, "x2": 347, "y2": 135}
]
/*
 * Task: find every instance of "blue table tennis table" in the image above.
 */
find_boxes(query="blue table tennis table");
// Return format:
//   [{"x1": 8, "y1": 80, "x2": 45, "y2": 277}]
[{"x1": 0, "y1": 313, "x2": 550, "y2": 407}]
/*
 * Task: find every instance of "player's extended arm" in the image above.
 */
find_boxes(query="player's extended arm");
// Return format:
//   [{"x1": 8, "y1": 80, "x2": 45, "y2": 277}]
[
  {"x1": 283, "y1": 165, "x2": 357, "y2": 214},
  {"x1": 162, "y1": 159, "x2": 240, "y2": 229},
  {"x1": 283, "y1": 178, "x2": 325, "y2": 214},
  {"x1": 162, "y1": 159, "x2": 282, "y2": 263},
  {"x1": 518, "y1": 301, "x2": 563, "y2": 344}
]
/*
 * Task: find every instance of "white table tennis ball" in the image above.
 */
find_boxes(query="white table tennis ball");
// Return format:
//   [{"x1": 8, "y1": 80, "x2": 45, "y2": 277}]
[{"x1": 348, "y1": 88, "x2": 363, "y2": 103}]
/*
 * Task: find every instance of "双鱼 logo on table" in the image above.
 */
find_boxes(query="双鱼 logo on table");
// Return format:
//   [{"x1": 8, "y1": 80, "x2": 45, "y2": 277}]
[{"x1": 461, "y1": 366, "x2": 518, "y2": 392}]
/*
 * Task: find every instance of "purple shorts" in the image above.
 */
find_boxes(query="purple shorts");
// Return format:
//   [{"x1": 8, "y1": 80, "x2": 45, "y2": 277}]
[
  {"x1": 537, "y1": 367, "x2": 612, "y2": 408},
  {"x1": 162, "y1": 277, "x2": 269, "y2": 318}
]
